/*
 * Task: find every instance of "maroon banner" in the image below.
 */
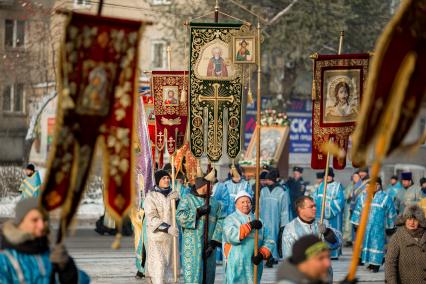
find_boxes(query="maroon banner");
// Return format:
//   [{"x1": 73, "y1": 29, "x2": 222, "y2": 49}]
[
  {"x1": 41, "y1": 12, "x2": 143, "y2": 230},
  {"x1": 152, "y1": 71, "x2": 188, "y2": 155},
  {"x1": 311, "y1": 54, "x2": 370, "y2": 169},
  {"x1": 351, "y1": 0, "x2": 426, "y2": 166}
]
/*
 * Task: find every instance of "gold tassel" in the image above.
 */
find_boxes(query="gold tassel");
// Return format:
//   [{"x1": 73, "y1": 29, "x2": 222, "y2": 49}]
[
  {"x1": 111, "y1": 233, "x2": 122, "y2": 249},
  {"x1": 311, "y1": 79, "x2": 317, "y2": 101},
  {"x1": 196, "y1": 160, "x2": 203, "y2": 177},
  {"x1": 230, "y1": 161, "x2": 241, "y2": 180},
  {"x1": 247, "y1": 87, "x2": 254, "y2": 105},
  {"x1": 180, "y1": 88, "x2": 187, "y2": 103}
]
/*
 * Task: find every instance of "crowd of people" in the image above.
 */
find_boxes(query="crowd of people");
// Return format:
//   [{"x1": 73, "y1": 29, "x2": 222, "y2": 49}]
[
  {"x1": 132, "y1": 163, "x2": 426, "y2": 283},
  {"x1": 2, "y1": 163, "x2": 426, "y2": 283}
]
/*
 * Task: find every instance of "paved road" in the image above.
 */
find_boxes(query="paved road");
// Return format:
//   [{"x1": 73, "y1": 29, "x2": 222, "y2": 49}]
[{"x1": 65, "y1": 229, "x2": 385, "y2": 283}]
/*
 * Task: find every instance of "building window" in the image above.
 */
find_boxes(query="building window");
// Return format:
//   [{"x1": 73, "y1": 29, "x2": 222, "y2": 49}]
[
  {"x1": 2, "y1": 83, "x2": 24, "y2": 113},
  {"x1": 4, "y1": 19, "x2": 25, "y2": 48},
  {"x1": 73, "y1": 0, "x2": 90, "y2": 8},
  {"x1": 151, "y1": 0, "x2": 172, "y2": 5},
  {"x1": 152, "y1": 41, "x2": 167, "y2": 69}
]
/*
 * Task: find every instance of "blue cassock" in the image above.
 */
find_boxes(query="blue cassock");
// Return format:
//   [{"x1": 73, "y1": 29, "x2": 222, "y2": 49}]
[
  {"x1": 281, "y1": 217, "x2": 342, "y2": 259},
  {"x1": 385, "y1": 182, "x2": 402, "y2": 202},
  {"x1": 213, "y1": 179, "x2": 253, "y2": 216},
  {"x1": 177, "y1": 192, "x2": 224, "y2": 284},
  {"x1": 259, "y1": 184, "x2": 290, "y2": 259},
  {"x1": 351, "y1": 190, "x2": 396, "y2": 266},
  {"x1": 223, "y1": 210, "x2": 275, "y2": 284},
  {"x1": 19, "y1": 171, "x2": 42, "y2": 199},
  {"x1": 312, "y1": 180, "x2": 345, "y2": 258},
  {"x1": 0, "y1": 232, "x2": 90, "y2": 284}
]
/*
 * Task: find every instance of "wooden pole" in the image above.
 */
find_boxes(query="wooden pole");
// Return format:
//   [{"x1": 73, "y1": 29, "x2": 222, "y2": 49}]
[
  {"x1": 167, "y1": 46, "x2": 171, "y2": 71},
  {"x1": 97, "y1": 0, "x2": 104, "y2": 15},
  {"x1": 319, "y1": 139, "x2": 333, "y2": 225},
  {"x1": 338, "y1": 31, "x2": 345, "y2": 55},
  {"x1": 202, "y1": 162, "x2": 212, "y2": 284},
  {"x1": 320, "y1": 31, "x2": 344, "y2": 225},
  {"x1": 214, "y1": 0, "x2": 219, "y2": 22},
  {"x1": 253, "y1": 19, "x2": 261, "y2": 284},
  {"x1": 171, "y1": 155, "x2": 178, "y2": 283},
  {"x1": 347, "y1": 160, "x2": 381, "y2": 280}
]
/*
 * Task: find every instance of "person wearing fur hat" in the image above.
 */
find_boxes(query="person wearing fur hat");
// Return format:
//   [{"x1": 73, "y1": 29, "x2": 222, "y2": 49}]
[
  {"x1": 385, "y1": 204, "x2": 426, "y2": 284},
  {"x1": 223, "y1": 191, "x2": 275, "y2": 284},
  {"x1": 0, "y1": 197, "x2": 90, "y2": 283},
  {"x1": 213, "y1": 163, "x2": 253, "y2": 216},
  {"x1": 144, "y1": 170, "x2": 180, "y2": 284},
  {"x1": 176, "y1": 175, "x2": 224, "y2": 284},
  {"x1": 259, "y1": 168, "x2": 290, "y2": 267},
  {"x1": 312, "y1": 168, "x2": 345, "y2": 259},
  {"x1": 351, "y1": 178, "x2": 396, "y2": 272},
  {"x1": 286, "y1": 166, "x2": 307, "y2": 220},
  {"x1": 277, "y1": 235, "x2": 331, "y2": 284},
  {"x1": 395, "y1": 172, "x2": 422, "y2": 214}
]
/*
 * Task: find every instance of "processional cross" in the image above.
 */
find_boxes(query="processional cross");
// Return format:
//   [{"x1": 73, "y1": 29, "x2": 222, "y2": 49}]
[{"x1": 198, "y1": 83, "x2": 234, "y2": 160}]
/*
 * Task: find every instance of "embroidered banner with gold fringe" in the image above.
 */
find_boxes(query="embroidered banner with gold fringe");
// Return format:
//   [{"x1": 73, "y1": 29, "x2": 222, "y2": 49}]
[
  {"x1": 189, "y1": 22, "x2": 243, "y2": 162},
  {"x1": 351, "y1": 0, "x2": 426, "y2": 166},
  {"x1": 41, "y1": 12, "x2": 143, "y2": 231},
  {"x1": 152, "y1": 71, "x2": 188, "y2": 155},
  {"x1": 311, "y1": 53, "x2": 369, "y2": 169}
]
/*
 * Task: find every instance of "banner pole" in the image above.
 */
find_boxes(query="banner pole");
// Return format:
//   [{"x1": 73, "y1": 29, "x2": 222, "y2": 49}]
[
  {"x1": 320, "y1": 31, "x2": 344, "y2": 225},
  {"x1": 171, "y1": 154, "x2": 178, "y2": 283},
  {"x1": 319, "y1": 138, "x2": 333, "y2": 225},
  {"x1": 253, "y1": 19, "x2": 261, "y2": 284}
]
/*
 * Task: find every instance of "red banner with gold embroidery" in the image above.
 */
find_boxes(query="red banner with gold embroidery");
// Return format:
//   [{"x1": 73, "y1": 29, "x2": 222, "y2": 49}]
[
  {"x1": 41, "y1": 12, "x2": 144, "y2": 232},
  {"x1": 311, "y1": 54, "x2": 369, "y2": 169},
  {"x1": 152, "y1": 71, "x2": 188, "y2": 155}
]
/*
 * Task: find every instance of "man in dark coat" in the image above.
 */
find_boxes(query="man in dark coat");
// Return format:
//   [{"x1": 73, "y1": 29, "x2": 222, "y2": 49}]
[{"x1": 286, "y1": 166, "x2": 307, "y2": 220}]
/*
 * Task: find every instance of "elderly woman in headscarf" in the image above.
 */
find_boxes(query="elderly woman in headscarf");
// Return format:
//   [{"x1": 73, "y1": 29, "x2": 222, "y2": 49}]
[{"x1": 385, "y1": 204, "x2": 426, "y2": 284}]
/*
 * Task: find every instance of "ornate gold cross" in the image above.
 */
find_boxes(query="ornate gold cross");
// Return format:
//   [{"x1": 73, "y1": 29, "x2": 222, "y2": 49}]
[{"x1": 198, "y1": 83, "x2": 234, "y2": 159}]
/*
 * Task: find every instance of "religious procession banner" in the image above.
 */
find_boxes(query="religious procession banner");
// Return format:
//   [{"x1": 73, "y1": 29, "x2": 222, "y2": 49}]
[
  {"x1": 351, "y1": 0, "x2": 426, "y2": 166},
  {"x1": 311, "y1": 53, "x2": 369, "y2": 170},
  {"x1": 41, "y1": 12, "x2": 143, "y2": 231},
  {"x1": 138, "y1": 81, "x2": 156, "y2": 163},
  {"x1": 135, "y1": 95, "x2": 155, "y2": 200},
  {"x1": 152, "y1": 71, "x2": 188, "y2": 155},
  {"x1": 189, "y1": 22, "x2": 244, "y2": 162}
]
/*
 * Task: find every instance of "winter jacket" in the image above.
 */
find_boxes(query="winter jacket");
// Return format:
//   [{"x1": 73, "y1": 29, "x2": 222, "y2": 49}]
[
  {"x1": 385, "y1": 205, "x2": 426, "y2": 284},
  {"x1": 277, "y1": 258, "x2": 326, "y2": 284},
  {"x1": 0, "y1": 221, "x2": 90, "y2": 284}
]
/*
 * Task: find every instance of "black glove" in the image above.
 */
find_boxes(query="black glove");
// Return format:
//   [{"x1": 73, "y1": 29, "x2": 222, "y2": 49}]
[
  {"x1": 252, "y1": 253, "x2": 263, "y2": 265},
  {"x1": 386, "y1": 228, "x2": 396, "y2": 236},
  {"x1": 155, "y1": 222, "x2": 170, "y2": 233},
  {"x1": 50, "y1": 244, "x2": 79, "y2": 283},
  {"x1": 277, "y1": 226, "x2": 284, "y2": 258},
  {"x1": 249, "y1": 219, "x2": 263, "y2": 230},
  {"x1": 196, "y1": 205, "x2": 211, "y2": 219},
  {"x1": 203, "y1": 240, "x2": 221, "y2": 259},
  {"x1": 339, "y1": 276, "x2": 358, "y2": 284},
  {"x1": 323, "y1": 227, "x2": 338, "y2": 244}
]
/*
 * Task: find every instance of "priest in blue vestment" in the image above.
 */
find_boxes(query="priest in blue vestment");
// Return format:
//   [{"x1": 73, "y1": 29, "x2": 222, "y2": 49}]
[
  {"x1": 351, "y1": 178, "x2": 396, "y2": 272},
  {"x1": 223, "y1": 191, "x2": 275, "y2": 284},
  {"x1": 259, "y1": 168, "x2": 290, "y2": 266},
  {"x1": 312, "y1": 168, "x2": 345, "y2": 259},
  {"x1": 177, "y1": 176, "x2": 224, "y2": 284}
]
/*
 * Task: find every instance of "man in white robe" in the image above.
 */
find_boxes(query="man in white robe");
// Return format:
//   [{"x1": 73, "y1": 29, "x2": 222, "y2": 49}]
[{"x1": 145, "y1": 170, "x2": 179, "y2": 284}]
